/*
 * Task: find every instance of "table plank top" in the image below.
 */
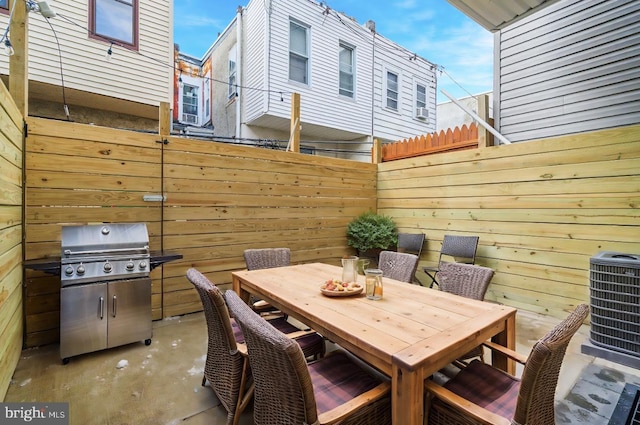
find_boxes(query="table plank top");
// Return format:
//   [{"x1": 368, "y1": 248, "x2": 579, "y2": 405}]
[{"x1": 232, "y1": 262, "x2": 516, "y2": 375}]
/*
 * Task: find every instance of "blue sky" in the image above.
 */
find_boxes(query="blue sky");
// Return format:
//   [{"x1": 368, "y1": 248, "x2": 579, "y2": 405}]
[{"x1": 174, "y1": 0, "x2": 494, "y2": 104}]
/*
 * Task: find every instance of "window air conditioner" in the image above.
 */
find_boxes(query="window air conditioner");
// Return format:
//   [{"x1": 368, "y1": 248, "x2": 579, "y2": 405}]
[
  {"x1": 182, "y1": 113, "x2": 198, "y2": 124},
  {"x1": 416, "y1": 107, "x2": 429, "y2": 119}
]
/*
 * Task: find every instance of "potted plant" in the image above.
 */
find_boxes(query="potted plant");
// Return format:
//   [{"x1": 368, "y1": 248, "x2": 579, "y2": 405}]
[{"x1": 346, "y1": 211, "x2": 398, "y2": 260}]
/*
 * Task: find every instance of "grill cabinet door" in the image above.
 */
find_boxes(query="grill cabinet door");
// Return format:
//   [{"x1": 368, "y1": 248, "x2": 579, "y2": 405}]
[
  {"x1": 60, "y1": 283, "x2": 108, "y2": 359},
  {"x1": 107, "y1": 278, "x2": 152, "y2": 348}
]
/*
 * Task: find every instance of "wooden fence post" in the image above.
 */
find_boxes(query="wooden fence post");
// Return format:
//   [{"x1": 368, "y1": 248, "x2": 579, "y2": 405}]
[
  {"x1": 289, "y1": 93, "x2": 300, "y2": 153},
  {"x1": 159, "y1": 102, "x2": 170, "y2": 137},
  {"x1": 9, "y1": 0, "x2": 28, "y2": 117},
  {"x1": 477, "y1": 94, "x2": 493, "y2": 148},
  {"x1": 372, "y1": 138, "x2": 382, "y2": 163}
]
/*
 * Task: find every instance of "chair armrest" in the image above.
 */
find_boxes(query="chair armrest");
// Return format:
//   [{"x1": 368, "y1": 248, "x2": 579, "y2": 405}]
[
  {"x1": 482, "y1": 341, "x2": 528, "y2": 365},
  {"x1": 424, "y1": 380, "x2": 511, "y2": 425},
  {"x1": 236, "y1": 342, "x2": 248, "y2": 356},
  {"x1": 318, "y1": 381, "x2": 390, "y2": 425}
]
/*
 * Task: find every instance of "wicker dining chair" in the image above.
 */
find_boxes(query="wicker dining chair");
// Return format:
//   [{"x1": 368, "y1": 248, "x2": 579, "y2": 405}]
[
  {"x1": 186, "y1": 268, "x2": 253, "y2": 425},
  {"x1": 243, "y1": 248, "x2": 290, "y2": 315},
  {"x1": 224, "y1": 289, "x2": 392, "y2": 425},
  {"x1": 424, "y1": 303, "x2": 589, "y2": 425},
  {"x1": 437, "y1": 262, "x2": 494, "y2": 363},
  {"x1": 423, "y1": 235, "x2": 479, "y2": 288},
  {"x1": 186, "y1": 269, "x2": 326, "y2": 424},
  {"x1": 396, "y1": 233, "x2": 425, "y2": 284},
  {"x1": 378, "y1": 250, "x2": 420, "y2": 283}
]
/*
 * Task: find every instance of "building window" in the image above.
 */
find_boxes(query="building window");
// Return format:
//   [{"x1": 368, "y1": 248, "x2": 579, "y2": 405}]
[
  {"x1": 386, "y1": 71, "x2": 398, "y2": 110},
  {"x1": 339, "y1": 42, "x2": 354, "y2": 98},
  {"x1": 416, "y1": 83, "x2": 427, "y2": 109},
  {"x1": 228, "y1": 46, "x2": 237, "y2": 98},
  {"x1": 289, "y1": 20, "x2": 309, "y2": 84},
  {"x1": 182, "y1": 84, "x2": 199, "y2": 124},
  {"x1": 0, "y1": 0, "x2": 8, "y2": 11},
  {"x1": 90, "y1": 0, "x2": 138, "y2": 49}
]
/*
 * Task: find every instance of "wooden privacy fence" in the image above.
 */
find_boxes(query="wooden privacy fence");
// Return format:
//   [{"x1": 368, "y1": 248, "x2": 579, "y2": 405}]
[
  {"x1": 0, "y1": 79, "x2": 24, "y2": 400},
  {"x1": 23, "y1": 117, "x2": 376, "y2": 347},
  {"x1": 381, "y1": 123, "x2": 480, "y2": 161},
  {"x1": 378, "y1": 124, "x2": 640, "y2": 320}
]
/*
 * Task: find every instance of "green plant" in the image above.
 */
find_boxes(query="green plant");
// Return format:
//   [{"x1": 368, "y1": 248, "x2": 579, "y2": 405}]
[{"x1": 346, "y1": 211, "x2": 398, "y2": 252}]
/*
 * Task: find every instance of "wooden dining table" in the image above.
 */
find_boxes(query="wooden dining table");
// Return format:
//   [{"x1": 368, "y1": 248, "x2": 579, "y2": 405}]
[{"x1": 232, "y1": 262, "x2": 517, "y2": 425}]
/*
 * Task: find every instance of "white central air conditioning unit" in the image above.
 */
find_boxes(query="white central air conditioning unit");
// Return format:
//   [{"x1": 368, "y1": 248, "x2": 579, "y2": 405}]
[
  {"x1": 182, "y1": 113, "x2": 198, "y2": 124},
  {"x1": 416, "y1": 107, "x2": 429, "y2": 120}
]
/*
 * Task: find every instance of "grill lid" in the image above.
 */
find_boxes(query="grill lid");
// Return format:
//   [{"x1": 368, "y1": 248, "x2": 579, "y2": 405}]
[
  {"x1": 60, "y1": 223, "x2": 150, "y2": 286},
  {"x1": 61, "y1": 223, "x2": 149, "y2": 259}
]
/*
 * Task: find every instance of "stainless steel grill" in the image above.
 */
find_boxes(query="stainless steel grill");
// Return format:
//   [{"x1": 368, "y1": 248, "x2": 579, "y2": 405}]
[
  {"x1": 59, "y1": 223, "x2": 153, "y2": 364},
  {"x1": 61, "y1": 223, "x2": 150, "y2": 286}
]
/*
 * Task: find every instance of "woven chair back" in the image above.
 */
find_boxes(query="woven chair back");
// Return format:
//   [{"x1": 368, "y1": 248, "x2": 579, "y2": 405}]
[
  {"x1": 437, "y1": 263, "x2": 494, "y2": 300},
  {"x1": 243, "y1": 248, "x2": 291, "y2": 270},
  {"x1": 186, "y1": 268, "x2": 245, "y2": 424},
  {"x1": 224, "y1": 289, "x2": 318, "y2": 425},
  {"x1": 397, "y1": 233, "x2": 425, "y2": 257},
  {"x1": 439, "y1": 235, "x2": 479, "y2": 263},
  {"x1": 514, "y1": 303, "x2": 589, "y2": 424},
  {"x1": 378, "y1": 250, "x2": 419, "y2": 283}
]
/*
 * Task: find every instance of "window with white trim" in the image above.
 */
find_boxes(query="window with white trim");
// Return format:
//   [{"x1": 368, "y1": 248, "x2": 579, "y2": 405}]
[
  {"x1": 228, "y1": 46, "x2": 237, "y2": 98},
  {"x1": 416, "y1": 83, "x2": 427, "y2": 109},
  {"x1": 339, "y1": 42, "x2": 354, "y2": 98},
  {"x1": 0, "y1": 0, "x2": 8, "y2": 11},
  {"x1": 182, "y1": 84, "x2": 199, "y2": 124},
  {"x1": 90, "y1": 0, "x2": 138, "y2": 49},
  {"x1": 386, "y1": 71, "x2": 399, "y2": 110},
  {"x1": 289, "y1": 20, "x2": 309, "y2": 84}
]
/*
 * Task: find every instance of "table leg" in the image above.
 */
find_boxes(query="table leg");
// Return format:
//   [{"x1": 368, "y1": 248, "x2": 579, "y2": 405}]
[
  {"x1": 392, "y1": 361, "x2": 424, "y2": 425},
  {"x1": 231, "y1": 275, "x2": 251, "y2": 304},
  {"x1": 490, "y1": 312, "x2": 516, "y2": 375}
]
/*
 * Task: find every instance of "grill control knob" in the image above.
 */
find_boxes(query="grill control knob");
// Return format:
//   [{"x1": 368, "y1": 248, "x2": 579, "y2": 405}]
[
  {"x1": 64, "y1": 266, "x2": 74, "y2": 276},
  {"x1": 139, "y1": 261, "x2": 148, "y2": 270},
  {"x1": 126, "y1": 261, "x2": 135, "y2": 271},
  {"x1": 103, "y1": 262, "x2": 113, "y2": 273},
  {"x1": 76, "y1": 265, "x2": 86, "y2": 275}
]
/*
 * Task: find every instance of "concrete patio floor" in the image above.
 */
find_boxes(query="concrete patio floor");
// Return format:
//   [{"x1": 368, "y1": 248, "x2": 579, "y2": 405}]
[{"x1": 4, "y1": 307, "x2": 640, "y2": 425}]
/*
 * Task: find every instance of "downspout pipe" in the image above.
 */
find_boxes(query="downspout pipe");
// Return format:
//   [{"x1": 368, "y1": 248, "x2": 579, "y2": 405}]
[
  {"x1": 441, "y1": 89, "x2": 511, "y2": 145},
  {"x1": 235, "y1": 6, "x2": 243, "y2": 139}
]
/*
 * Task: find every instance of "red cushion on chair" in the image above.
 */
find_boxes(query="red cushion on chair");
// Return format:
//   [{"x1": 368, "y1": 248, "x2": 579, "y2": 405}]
[
  {"x1": 231, "y1": 316, "x2": 324, "y2": 359},
  {"x1": 309, "y1": 351, "x2": 381, "y2": 414},
  {"x1": 444, "y1": 360, "x2": 520, "y2": 419}
]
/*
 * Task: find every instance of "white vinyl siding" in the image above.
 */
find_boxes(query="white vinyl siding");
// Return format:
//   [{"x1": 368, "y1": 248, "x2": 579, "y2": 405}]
[
  {"x1": 0, "y1": 0, "x2": 171, "y2": 107},
  {"x1": 496, "y1": 0, "x2": 640, "y2": 142},
  {"x1": 339, "y1": 42, "x2": 354, "y2": 98},
  {"x1": 289, "y1": 20, "x2": 309, "y2": 84},
  {"x1": 238, "y1": 0, "x2": 436, "y2": 143}
]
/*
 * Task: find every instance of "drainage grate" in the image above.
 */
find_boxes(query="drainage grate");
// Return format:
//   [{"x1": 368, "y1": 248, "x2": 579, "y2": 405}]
[{"x1": 609, "y1": 383, "x2": 640, "y2": 425}]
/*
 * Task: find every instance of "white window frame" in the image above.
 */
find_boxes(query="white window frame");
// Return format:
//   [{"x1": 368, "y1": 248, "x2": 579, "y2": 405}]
[
  {"x1": 339, "y1": 42, "x2": 355, "y2": 98},
  {"x1": 289, "y1": 19, "x2": 310, "y2": 85},
  {"x1": 228, "y1": 45, "x2": 237, "y2": 98},
  {"x1": 385, "y1": 69, "x2": 400, "y2": 111},
  {"x1": 414, "y1": 81, "x2": 428, "y2": 119},
  {"x1": 179, "y1": 75, "x2": 203, "y2": 126}
]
